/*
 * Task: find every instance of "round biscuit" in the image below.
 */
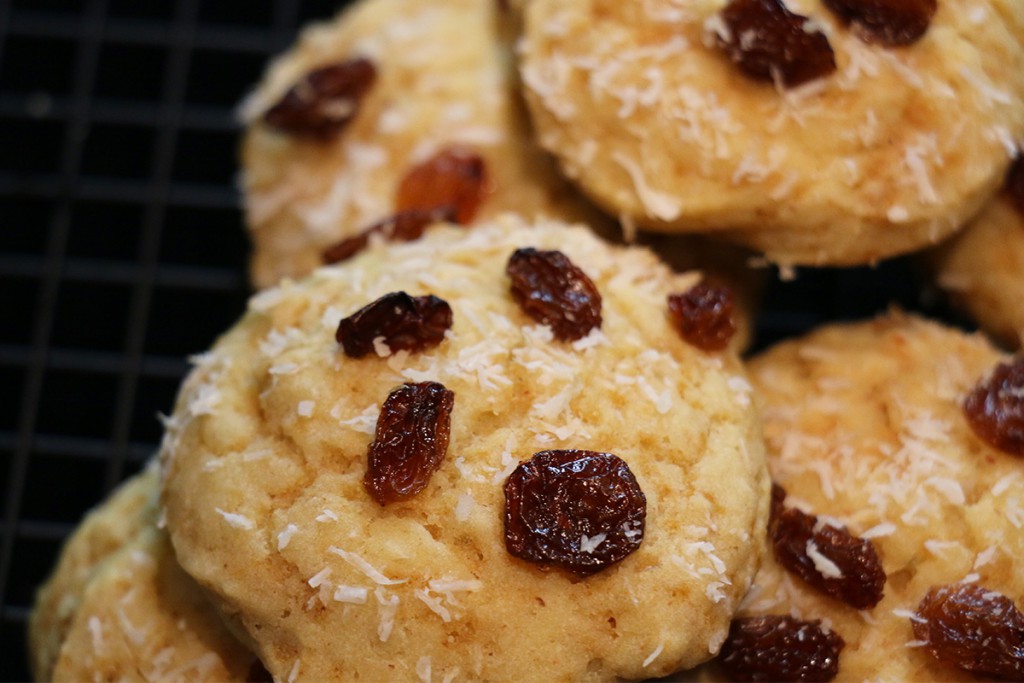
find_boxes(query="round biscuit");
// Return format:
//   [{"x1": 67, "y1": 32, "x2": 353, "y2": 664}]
[
  {"x1": 159, "y1": 217, "x2": 770, "y2": 682},
  {"x1": 519, "y1": 0, "x2": 1024, "y2": 266},
  {"x1": 700, "y1": 313, "x2": 1024, "y2": 680}
]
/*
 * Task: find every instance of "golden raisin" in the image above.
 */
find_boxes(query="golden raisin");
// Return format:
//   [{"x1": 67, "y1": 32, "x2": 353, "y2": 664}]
[
  {"x1": 365, "y1": 382, "x2": 454, "y2": 505},
  {"x1": 823, "y1": 0, "x2": 937, "y2": 47},
  {"x1": 504, "y1": 450, "x2": 646, "y2": 576},
  {"x1": 667, "y1": 283, "x2": 737, "y2": 352},
  {"x1": 396, "y1": 146, "x2": 488, "y2": 225},
  {"x1": 263, "y1": 58, "x2": 376, "y2": 139},
  {"x1": 506, "y1": 248, "x2": 602, "y2": 341},
  {"x1": 336, "y1": 291, "x2": 452, "y2": 358},
  {"x1": 714, "y1": 0, "x2": 837, "y2": 87},
  {"x1": 322, "y1": 207, "x2": 457, "y2": 265},
  {"x1": 913, "y1": 583, "x2": 1024, "y2": 679},
  {"x1": 720, "y1": 615, "x2": 844, "y2": 682},
  {"x1": 963, "y1": 359, "x2": 1024, "y2": 457},
  {"x1": 772, "y1": 505, "x2": 885, "y2": 610}
]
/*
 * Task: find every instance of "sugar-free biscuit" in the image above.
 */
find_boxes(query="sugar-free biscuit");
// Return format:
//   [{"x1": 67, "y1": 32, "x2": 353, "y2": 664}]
[
  {"x1": 240, "y1": 0, "x2": 615, "y2": 289},
  {"x1": 700, "y1": 313, "x2": 1024, "y2": 680},
  {"x1": 29, "y1": 468, "x2": 258, "y2": 682},
  {"x1": 519, "y1": 0, "x2": 1024, "y2": 266},
  {"x1": 925, "y1": 158, "x2": 1024, "y2": 349},
  {"x1": 159, "y1": 217, "x2": 770, "y2": 682}
]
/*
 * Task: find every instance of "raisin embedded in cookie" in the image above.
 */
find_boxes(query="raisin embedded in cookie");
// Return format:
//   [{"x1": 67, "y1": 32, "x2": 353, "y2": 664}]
[{"x1": 159, "y1": 217, "x2": 770, "y2": 682}]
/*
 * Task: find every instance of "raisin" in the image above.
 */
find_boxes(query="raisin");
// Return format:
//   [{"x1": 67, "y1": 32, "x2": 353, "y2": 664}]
[
  {"x1": 823, "y1": 0, "x2": 936, "y2": 47},
  {"x1": 263, "y1": 58, "x2": 376, "y2": 139},
  {"x1": 503, "y1": 450, "x2": 646, "y2": 576},
  {"x1": 364, "y1": 382, "x2": 454, "y2": 505},
  {"x1": 396, "y1": 147, "x2": 488, "y2": 225},
  {"x1": 1006, "y1": 155, "x2": 1024, "y2": 217},
  {"x1": 667, "y1": 282, "x2": 737, "y2": 352},
  {"x1": 719, "y1": 615, "x2": 844, "y2": 682},
  {"x1": 506, "y1": 248, "x2": 602, "y2": 341},
  {"x1": 336, "y1": 291, "x2": 452, "y2": 358},
  {"x1": 714, "y1": 0, "x2": 837, "y2": 87},
  {"x1": 770, "y1": 481, "x2": 787, "y2": 529},
  {"x1": 322, "y1": 207, "x2": 458, "y2": 264},
  {"x1": 913, "y1": 584, "x2": 1024, "y2": 679},
  {"x1": 963, "y1": 359, "x2": 1024, "y2": 457},
  {"x1": 772, "y1": 506, "x2": 885, "y2": 610}
]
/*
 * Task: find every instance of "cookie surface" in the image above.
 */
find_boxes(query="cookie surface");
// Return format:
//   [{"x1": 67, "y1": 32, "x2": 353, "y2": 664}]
[
  {"x1": 241, "y1": 0, "x2": 614, "y2": 289},
  {"x1": 30, "y1": 468, "x2": 258, "y2": 683},
  {"x1": 519, "y1": 0, "x2": 1024, "y2": 266},
  {"x1": 925, "y1": 165, "x2": 1024, "y2": 349},
  {"x1": 701, "y1": 313, "x2": 1024, "y2": 680},
  {"x1": 160, "y1": 217, "x2": 769, "y2": 682}
]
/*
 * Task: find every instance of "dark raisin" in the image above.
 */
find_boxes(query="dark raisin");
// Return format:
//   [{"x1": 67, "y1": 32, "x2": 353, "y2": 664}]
[
  {"x1": 772, "y1": 506, "x2": 885, "y2": 610},
  {"x1": 720, "y1": 615, "x2": 844, "y2": 682},
  {"x1": 365, "y1": 382, "x2": 454, "y2": 505},
  {"x1": 396, "y1": 146, "x2": 488, "y2": 225},
  {"x1": 506, "y1": 248, "x2": 602, "y2": 341},
  {"x1": 822, "y1": 0, "x2": 937, "y2": 47},
  {"x1": 913, "y1": 584, "x2": 1024, "y2": 680},
  {"x1": 963, "y1": 359, "x2": 1024, "y2": 457},
  {"x1": 322, "y1": 207, "x2": 458, "y2": 264},
  {"x1": 667, "y1": 282, "x2": 737, "y2": 352},
  {"x1": 503, "y1": 449, "x2": 646, "y2": 576},
  {"x1": 770, "y1": 482, "x2": 787, "y2": 529},
  {"x1": 263, "y1": 58, "x2": 377, "y2": 139},
  {"x1": 714, "y1": 0, "x2": 837, "y2": 87},
  {"x1": 1006, "y1": 155, "x2": 1024, "y2": 217},
  {"x1": 336, "y1": 291, "x2": 452, "y2": 358}
]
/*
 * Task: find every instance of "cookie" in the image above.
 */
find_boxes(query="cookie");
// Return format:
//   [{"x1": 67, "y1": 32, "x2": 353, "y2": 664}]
[
  {"x1": 52, "y1": 527, "x2": 258, "y2": 683},
  {"x1": 159, "y1": 216, "x2": 770, "y2": 682},
  {"x1": 925, "y1": 155, "x2": 1024, "y2": 349},
  {"x1": 29, "y1": 467, "x2": 158, "y2": 681},
  {"x1": 29, "y1": 468, "x2": 259, "y2": 682},
  {"x1": 518, "y1": 0, "x2": 1024, "y2": 266},
  {"x1": 240, "y1": 0, "x2": 615, "y2": 289},
  {"x1": 700, "y1": 313, "x2": 1024, "y2": 680}
]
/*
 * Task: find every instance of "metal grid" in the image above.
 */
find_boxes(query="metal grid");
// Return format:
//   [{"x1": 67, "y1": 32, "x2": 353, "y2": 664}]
[
  {"x1": 0, "y1": 2, "x2": 960, "y2": 680},
  {"x1": 0, "y1": 2, "x2": 346, "y2": 679}
]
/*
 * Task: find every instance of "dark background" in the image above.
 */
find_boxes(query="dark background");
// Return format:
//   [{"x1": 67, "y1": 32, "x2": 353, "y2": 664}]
[{"x1": 0, "y1": 1, "x2": 956, "y2": 681}]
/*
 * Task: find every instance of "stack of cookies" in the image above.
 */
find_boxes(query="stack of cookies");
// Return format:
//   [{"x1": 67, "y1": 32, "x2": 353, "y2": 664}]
[{"x1": 29, "y1": 0, "x2": 1024, "y2": 681}]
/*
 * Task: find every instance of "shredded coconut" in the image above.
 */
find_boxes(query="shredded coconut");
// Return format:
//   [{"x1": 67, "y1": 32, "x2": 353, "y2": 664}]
[
  {"x1": 642, "y1": 642, "x2": 664, "y2": 668},
  {"x1": 329, "y1": 546, "x2": 407, "y2": 585},
  {"x1": 215, "y1": 508, "x2": 254, "y2": 530},
  {"x1": 277, "y1": 523, "x2": 299, "y2": 550},
  {"x1": 806, "y1": 540, "x2": 843, "y2": 579}
]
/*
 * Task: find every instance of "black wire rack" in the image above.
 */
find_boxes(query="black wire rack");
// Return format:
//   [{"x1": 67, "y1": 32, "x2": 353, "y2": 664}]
[{"x1": 0, "y1": 1, "x2": 960, "y2": 681}]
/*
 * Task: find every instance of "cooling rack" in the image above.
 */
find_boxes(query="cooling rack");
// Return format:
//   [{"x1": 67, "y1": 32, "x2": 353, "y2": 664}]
[{"x1": 0, "y1": 1, "x2": 960, "y2": 680}]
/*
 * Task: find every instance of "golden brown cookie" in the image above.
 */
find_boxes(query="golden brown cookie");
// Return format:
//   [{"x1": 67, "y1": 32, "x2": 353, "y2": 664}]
[
  {"x1": 699, "y1": 313, "x2": 1024, "y2": 681},
  {"x1": 29, "y1": 467, "x2": 158, "y2": 681},
  {"x1": 925, "y1": 156, "x2": 1024, "y2": 349},
  {"x1": 29, "y1": 468, "x2": 259, "y2": 682},
  {"x1": 519, "y1": 0, "x2": 1024, "y2": 266},
  {"x1": 240, "y1": 0, "x2": 615, "y2": 289},
  {"x1": 160, "y1": 217, "x2": 770, "y2": 682}
]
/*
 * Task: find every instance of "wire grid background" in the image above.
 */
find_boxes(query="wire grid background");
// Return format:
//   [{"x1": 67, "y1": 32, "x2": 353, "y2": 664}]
[{"x1": 0, "y1": 1, "x2": 955, "y2": 680}]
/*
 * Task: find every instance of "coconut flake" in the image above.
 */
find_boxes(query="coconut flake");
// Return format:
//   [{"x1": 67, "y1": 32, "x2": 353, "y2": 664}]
[
  {"x1": 806, "y1": 540, "x2": 843, "y2": 579},
  {"x1": 329, "y1": 546, "x2": 407, "y2": 585},
  {"x1": 277, "y1": 523, "x2": 299, "y2": 550},
  {"x1": 215, "y1": 508, "x2": 254, "y2": 530}
]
